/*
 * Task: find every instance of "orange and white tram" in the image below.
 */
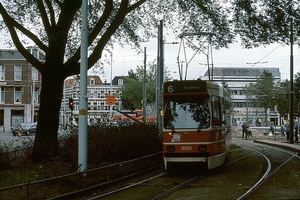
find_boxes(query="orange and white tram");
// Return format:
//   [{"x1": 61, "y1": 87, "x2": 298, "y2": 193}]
[{"x1": 162, "y1": 80, "x2": 231, "y2": 170}]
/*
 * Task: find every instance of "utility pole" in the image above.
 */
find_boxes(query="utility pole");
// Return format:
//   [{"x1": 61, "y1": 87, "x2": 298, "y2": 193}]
[
  {"x1": 143, "y1": 47, "x2": 147, "y2": 124},
  {"x1": 246, "y1": 85, "x2": 248, "y2": 124}
]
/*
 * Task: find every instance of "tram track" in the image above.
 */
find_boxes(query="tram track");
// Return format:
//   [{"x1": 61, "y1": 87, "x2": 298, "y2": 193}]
[
  {"x1": 49, "y1": 138, "x2": 300, "y2": 199},
  {"x1": 77, "y1": 170, "x2": 208, "y2": 200},
  {"x1": 233, "y1": 138, "x2": 300, "y2": 199}
]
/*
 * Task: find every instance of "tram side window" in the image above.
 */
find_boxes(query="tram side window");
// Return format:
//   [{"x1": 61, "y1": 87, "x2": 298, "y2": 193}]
[
  {"x1": 220, "y1": 97, "x2": 225, "y2": 124},
  {"x1": 211, "y1": 96, "x2": 221, "y2": 126}
]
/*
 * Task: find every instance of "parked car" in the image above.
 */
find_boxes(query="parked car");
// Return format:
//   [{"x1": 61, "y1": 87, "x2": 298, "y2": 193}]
[
  {"x1": 12, "y1": 122, "x2": 37, "y2": 136},
  {"x1": 28, "y1": 123, "x2": 37, "y2": 134}
]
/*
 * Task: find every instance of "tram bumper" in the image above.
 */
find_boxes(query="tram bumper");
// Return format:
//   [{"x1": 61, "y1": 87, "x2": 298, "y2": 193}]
[
  {"x1": 164, "y1": 156, "x2": 208, "y2": 170},
  {"x1": 164, "y1": 152, "x2": 226, "y2": 170}
]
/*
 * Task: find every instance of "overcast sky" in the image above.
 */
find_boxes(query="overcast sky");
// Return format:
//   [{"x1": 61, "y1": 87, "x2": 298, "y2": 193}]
[{"x1": 100, "y1": 37, "x2": 300, "y2": 82}]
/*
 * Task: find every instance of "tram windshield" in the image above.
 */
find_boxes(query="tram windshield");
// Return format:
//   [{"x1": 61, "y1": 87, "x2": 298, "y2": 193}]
[{"x1": 163, "y1": 96, "x2": 210, "y2": 130}]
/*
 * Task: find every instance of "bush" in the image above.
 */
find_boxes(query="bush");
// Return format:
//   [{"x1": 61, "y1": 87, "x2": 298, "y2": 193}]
[{"x1": 59, "y1": 123, "x2": 162, "y2": 167}]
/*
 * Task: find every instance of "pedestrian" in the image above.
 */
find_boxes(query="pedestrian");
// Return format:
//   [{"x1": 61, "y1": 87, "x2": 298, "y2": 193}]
[
  {"x1": 269, "y1": 124, "x2": 274, "y2": 136},
  {"x1": 284, "y1": 120, "x2": 290, "y2": 141},
  {"x1": 247, "y1": 127, "x2": 253, "y2": 137},
  {"x1": 280, "y1": 125, "x2": 285, "y2": 137},
  {"x1": 294, "y1": 117, "x2": 298, "y2": 142},
  {"x1": 242, "y1": 122, "x2": 248, "y2": 139}
]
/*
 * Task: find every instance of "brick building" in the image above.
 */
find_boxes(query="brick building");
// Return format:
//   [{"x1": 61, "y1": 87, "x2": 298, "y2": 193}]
[{"x1": 0, "y1": 48, "x2": 43, "y2": 132}]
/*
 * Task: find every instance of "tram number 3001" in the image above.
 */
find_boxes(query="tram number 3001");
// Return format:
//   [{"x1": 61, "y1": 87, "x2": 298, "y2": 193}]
[{"x1": 181, "y1": 146, "x2": 192, "y2": 151}]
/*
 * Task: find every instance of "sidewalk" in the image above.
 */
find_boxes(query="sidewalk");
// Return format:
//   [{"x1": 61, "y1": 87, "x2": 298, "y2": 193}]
[
  {"x1": 0, "y1": 131, "x2": 34, "y2": 144},
  {"x1": 233, "y1": 129, "x2": 300, "y2": 154}
]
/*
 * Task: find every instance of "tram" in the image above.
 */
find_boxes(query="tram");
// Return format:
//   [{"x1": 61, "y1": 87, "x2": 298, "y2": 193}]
[{"x1": 162, "y1": 79, "x2": 231, "y2": 170}]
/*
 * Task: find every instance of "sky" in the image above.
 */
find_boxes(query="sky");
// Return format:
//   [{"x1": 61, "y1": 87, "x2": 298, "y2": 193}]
[{"x1": 100, "y1": 37, "x2": 300, "y2": 83}]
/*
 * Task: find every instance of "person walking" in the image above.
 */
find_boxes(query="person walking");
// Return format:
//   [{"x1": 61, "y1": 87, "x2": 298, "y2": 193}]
[
  {"x1": 284, "y1": 120, "x2": 290, "y2": 141},
  {"x1": 242, "y1": 122, "x2": 248, "y2": 139},
  {"x1": 269, "y1": 124, "x2": 274, "y2": 136},
  {"x1": 294, "y1": 117, "x2": 298, "y2": 142},
  {"x1": 280, "y1": 125, "x2": 285, "y2": 137}
]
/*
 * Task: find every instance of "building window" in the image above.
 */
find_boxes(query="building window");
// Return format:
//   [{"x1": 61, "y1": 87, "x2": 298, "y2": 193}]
[
  {"x1": 32, "y1": 67, "x2": 38, "y2": 81},
  {"x1": 100, "y1": 103, "x2": 104, "y2": 110},
  {"x1": 0, "y1": 87, "x2": 4, "y2": 103},
  {"x1": 118, "y1": 79, "x2": 123, "y2": 85},
  {"x1": 14, "y1": 65, "x2": 22, "y2": 81},
  {"x1": 11, "y1": 110, "x2": 24, "y2": 127},
  {"x1": 15, "y1": 87, "x2": 22, "y2": 103},
  {"x1": 33, "y1": 88, "x2": 38, "y2": 103},
  {"x1": 90, "y1": 78, "x2": 95, "y2": 85},
  {"x1": 211, "y1": 95, "x2": 221, "y2": 127},
  {"x1": 0, "y1": 66, "x2": 5, "y2": 81},
  {"x1": 93, "y1": 92, "x2": 97, "y2": 98},
  {"x1": 100, "y1": 91, "x2": 105, "y2": 98},
  {"x1": 0, "y1": 110, "x2": 3, "y2": 126}
]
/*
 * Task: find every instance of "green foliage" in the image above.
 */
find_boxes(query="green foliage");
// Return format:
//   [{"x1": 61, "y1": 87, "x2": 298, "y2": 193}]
[
  {"x1": 120, "y1": 61, "x2": 171, "y2": 110},
  {"x1": 120, "y1": 76, "x2": 143, "y2": 111},
  {"x1": 246, "y1": 71, "x2": 299, "y2": 115},
  {"x1": 246, "y1": 70, "x2": 276, "y2": 109},
  {"x1": 274, "y1": 80, "x2": 290, "y2": 115},
  {"x1": 232, "y1": 0, "x2": 300, "y2": 47}
]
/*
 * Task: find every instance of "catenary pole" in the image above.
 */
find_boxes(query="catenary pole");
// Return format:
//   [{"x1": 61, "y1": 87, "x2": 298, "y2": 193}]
[
  {"x1": 78, "y1": 0, "x2": 88, "y2": 173},
  {"x1": 156, "y1": 20, "x2": 163, "y2": 135},
  {"x1": 289, "y1": 18, "x2": 294, "y2": 144}
]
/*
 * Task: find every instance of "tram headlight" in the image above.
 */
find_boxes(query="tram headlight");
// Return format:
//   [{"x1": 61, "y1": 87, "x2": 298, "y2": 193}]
[
  {"x1": 198, "y1": 145, "x2": 207, "y2": 152},
  {"x1": 167, "y1": 146, "x2": 175, "y2": 152}
]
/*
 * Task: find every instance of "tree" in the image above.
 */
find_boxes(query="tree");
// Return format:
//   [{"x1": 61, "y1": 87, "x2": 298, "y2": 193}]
[
  {"x1": 247, "y1": 71, "x2": 276, "y2": 126},
  {"x1": 120, "y1": 61, "x2": 171, "y2": 110},
  {"x1": 294, "y1": 72, "x2": 300, "y2": 100},
  {"x1": 274, "y1": 80, "x2": 290, "y2": 116},
  {"x1": 231, "y1": 0, "x2": 300, "y2": 47},
  {"x1": 0, "y1": 0, "x2": 159, "y2": 161}
]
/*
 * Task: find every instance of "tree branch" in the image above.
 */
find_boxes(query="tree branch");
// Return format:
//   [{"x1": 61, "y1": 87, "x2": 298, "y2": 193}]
[
  {"x1": 36, "y1": 0, "x2": 52, "y2": 33},
  {"x1": 0, "y1": 3, "x2": 43, "y2": 70},
  {"x1": 64, "y1": 0, "x2": 113, "y2": 73},
  {"x1": 45, "y1": 0, "x2": 57, "y2": 27}
]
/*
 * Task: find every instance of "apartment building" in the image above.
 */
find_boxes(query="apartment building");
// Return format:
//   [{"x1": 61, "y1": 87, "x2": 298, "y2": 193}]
[
  {"x1": 61, "y1": 75, "x2": 125, "y2": 125},
  {"x1": 201, "y1": 67, "x2": 281, "y2": 127},
  {"x1": 0, "y1": 48, "x2": 43, "y2": 132}
]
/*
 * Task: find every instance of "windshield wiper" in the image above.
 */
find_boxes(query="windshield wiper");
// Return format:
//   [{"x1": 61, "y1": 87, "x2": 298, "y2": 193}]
[{"x1": 197, "y1": 123, "x2": 202, "y2": 132}]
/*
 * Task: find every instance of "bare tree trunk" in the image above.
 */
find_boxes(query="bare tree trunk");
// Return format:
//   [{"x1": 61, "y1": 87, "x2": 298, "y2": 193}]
[{"x1": 32, "y1": 69, "x2": 64, "y2": 161}]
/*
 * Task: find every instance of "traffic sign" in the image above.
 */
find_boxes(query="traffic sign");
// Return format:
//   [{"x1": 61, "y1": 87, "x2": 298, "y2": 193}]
[{"x1": 106, "y1": 95, "x2": 116, "y2": 105}]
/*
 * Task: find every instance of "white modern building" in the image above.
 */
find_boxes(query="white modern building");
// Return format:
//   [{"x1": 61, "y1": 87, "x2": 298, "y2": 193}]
[{"x1": 201, "y1": 67, "x2": 281, "y2": 127}]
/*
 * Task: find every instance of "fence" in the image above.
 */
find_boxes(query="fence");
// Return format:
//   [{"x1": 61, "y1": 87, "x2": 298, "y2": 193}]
[{"x1": 0, "y1": 152, "x2": 162, "y2": 200}]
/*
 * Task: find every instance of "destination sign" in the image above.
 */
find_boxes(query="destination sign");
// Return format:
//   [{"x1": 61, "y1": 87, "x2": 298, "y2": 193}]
[{"x1": 163, "y1": 80, "x2": 207, "y2": 94}]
